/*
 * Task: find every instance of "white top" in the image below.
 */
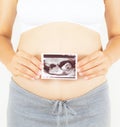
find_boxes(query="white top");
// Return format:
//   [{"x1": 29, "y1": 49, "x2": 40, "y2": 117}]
[{"x1": 16, "y1": 0, "x2": 105, "y2": 34}]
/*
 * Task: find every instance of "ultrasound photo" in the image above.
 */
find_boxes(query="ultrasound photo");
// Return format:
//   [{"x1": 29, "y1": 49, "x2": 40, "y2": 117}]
[{"x1": 41, "y1": 53, "x2": 77, "y2": 80}]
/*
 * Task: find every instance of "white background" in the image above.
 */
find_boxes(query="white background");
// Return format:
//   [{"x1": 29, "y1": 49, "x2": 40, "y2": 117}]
[{"x1": 0, "y1": 18, "x2": 120, "y2": 127}]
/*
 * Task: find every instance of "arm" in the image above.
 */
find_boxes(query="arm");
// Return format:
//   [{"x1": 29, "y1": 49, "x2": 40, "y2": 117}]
[
  {"x1": 0, "y1": 0, "x2": 17, "y2": 65},
  {"x1": 77, "y1": 0, "x2": 120, "y2": 79},
  {"x1": 0, "y1": 0, "x2": 41, "y2": 80},
  {"x1": 104, "y1": 0, "x2": 120, "y2": 64}
]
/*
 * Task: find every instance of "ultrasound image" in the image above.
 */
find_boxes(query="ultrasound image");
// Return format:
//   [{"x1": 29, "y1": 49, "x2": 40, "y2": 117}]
[{"x1": 41, "y1": 54, "x2": 77, "y2": 80}]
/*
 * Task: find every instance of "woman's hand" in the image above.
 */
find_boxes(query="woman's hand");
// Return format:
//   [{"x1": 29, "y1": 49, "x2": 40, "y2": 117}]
[
  {"x1": 77, "y1": 50, "x2": 112, "y2": 80},
  {"x1": 6, "y1": 50, "x2": 42, "y2": 80}
]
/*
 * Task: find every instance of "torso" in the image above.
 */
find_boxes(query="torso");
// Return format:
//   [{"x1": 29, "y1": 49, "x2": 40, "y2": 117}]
[{"x1": 12, "y1": 22, "x2": 106, "y2": 101}]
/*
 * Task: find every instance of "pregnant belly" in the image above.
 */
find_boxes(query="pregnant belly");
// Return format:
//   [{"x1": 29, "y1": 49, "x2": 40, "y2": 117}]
[{"x1": 13, "y1": 22, "x2": 106, "y2": 100}]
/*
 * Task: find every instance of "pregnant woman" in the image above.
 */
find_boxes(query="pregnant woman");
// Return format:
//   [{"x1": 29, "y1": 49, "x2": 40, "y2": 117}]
[{"x1": 0, "y1": 0, "x2": 120, "y2": 127}]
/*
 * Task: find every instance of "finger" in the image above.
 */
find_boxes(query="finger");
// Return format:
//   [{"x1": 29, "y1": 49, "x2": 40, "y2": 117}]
[
  {"x1": 30, "y1": 56, "x2": 42, "y2": 70},
  {"x1": 17, "y1": 57, "x2": 41, "y2": 75},
  {"x1": 78, "y1": 56, "x2": 104, "y2": 72},
  {"x1": 17, "y1": 50, "x2": 33, "y2": 59},
  {"x1": 16, "y1": 64, "x2": 40, "y2": 80},
  {"x1": 83, "y1": 70, "x2": 107, "y2": 80},
  {"x1": 18, "y1": 72, "x2": 35, "y2": 80},
  {"x1": 79, "y1": 64, "x2": 107, "y2": 77},
  {"x1": 12, "y1": 68, "x2": 33, "y2": 80},
  {"x1": 77, "y1": 51, "x2": 103, "y2": 67},
  {"x1": 17, "y1": 50, "x2": 41, "y2": 69}
]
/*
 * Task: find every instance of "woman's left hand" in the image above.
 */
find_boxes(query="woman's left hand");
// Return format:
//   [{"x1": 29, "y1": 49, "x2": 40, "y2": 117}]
[{"x1": 77, "y1": 50, "x2": 112, "y2": 80}]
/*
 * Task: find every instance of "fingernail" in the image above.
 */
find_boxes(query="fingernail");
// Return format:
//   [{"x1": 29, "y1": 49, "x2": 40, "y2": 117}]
[
  {"x1": 84, "y1": 77, "x2": 89, "y2": 80},
  {"x1": 35, "y1": 75, "x2": 40, "y2": 79},
  {"x1": 79, "y1": 72, "x2": 83, "y2": 76},
  {"x1": 77, "y1": 69, "x2": 80, "y2": 72},
  {"x1": 40, "y1": 64, "x2": 43, "y2": 69},
  {"x1": 31, "y1": 77, "x2": 35, "y2": 80},
  {"x1": 77, "y1": 68, "x2": 82, "y2": 72},
  {"x1": 38, "y1": 70, "x2": 41, "y2": 76}
]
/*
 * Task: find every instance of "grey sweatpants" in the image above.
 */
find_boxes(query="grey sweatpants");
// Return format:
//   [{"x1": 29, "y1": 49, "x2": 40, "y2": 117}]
[{"x1": 7, "y1": 79, "x2": 110, "y2": 127}]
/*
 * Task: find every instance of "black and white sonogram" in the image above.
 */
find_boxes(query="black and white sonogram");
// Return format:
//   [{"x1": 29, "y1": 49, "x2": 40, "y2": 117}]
[{"x1": 41, "y1": 54, "x2": 77, "y2": 80}]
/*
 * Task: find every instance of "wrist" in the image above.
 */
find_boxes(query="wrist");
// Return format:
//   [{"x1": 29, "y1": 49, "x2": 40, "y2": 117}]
[
  {"x1": 103, "y1": 50, "x2": 114, "y2": 66},
  {"x1": 3, "y1": 51, "x2": 15, "y2": 68}
]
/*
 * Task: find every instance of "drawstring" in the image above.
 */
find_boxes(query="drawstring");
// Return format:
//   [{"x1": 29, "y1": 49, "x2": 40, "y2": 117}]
[{"x1": 52, "y1": 100, "x2": 77, "y2": 127}]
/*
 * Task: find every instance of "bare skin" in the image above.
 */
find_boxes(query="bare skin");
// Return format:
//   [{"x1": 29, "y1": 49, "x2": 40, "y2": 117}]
[
  {"x1": 0, "y1": 0, "x2": 120, "y2": 101},
  {"x1": 12, "y1": 22, "x2": 106, "y2": 100}
]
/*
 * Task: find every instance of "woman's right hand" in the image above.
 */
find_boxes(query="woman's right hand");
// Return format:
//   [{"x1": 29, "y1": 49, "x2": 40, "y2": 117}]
[{"x1": 6, "y1": 50, "x2": 42, "y2": 80}]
